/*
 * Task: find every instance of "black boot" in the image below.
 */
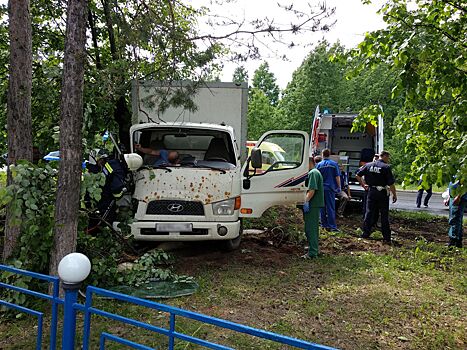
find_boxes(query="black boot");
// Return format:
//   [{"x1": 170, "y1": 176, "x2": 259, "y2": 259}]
[
  {"x1": 455, "y1": 239, "x2": 463, "y2": 248},
  {"x1": 447, "y1": 238, "x2": 458, "y2": 247}
]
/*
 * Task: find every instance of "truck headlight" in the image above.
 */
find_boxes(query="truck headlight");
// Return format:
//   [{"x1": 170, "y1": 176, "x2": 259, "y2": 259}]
[{"x1": 212, "y1": 197, "x2": 241, "y2": 216}]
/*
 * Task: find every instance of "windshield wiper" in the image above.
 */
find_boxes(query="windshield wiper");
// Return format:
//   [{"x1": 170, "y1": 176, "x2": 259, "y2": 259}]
[
  {"x1": 139, "y1": 165, "x2": 172, "y2": 172},
  {"x1": 189, "y1": 163, "x2": 226, "y2": 174}
]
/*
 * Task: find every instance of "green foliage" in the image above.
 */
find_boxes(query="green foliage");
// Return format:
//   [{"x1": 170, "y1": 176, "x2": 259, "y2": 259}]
[
  {"x1": 278, "y1": 41, "x2": 346, "y2": 130},
  {"x1": 77, "y1": 228, "x2": 123, "y2": 287},
  {"x1": 247, "y1": 89, "x2": 278, "y2": 139},
  {"x1": 0, "y1": 0, "x2": 223, "y2": 155},
  {"x1": 0, "y1": 172, "x2": 6, "y2": 187},
  {"x1": 0, "y1": 162, "x2": 108, "y2": 309},
  {"x1": 1, "y1": 163, "x2": 58, "y2": 272},
  {"x1": 0, "y1": 162, "x2": 105, "y2": 270},
  {"x1": 232, "y1": 65, "x2": 248, "y2": 83},
  {"x1": 121, "y1": 250, "x2": 178, "y2": 287},
  {"x1": 252, "y1": 62, "x2": 280, "y2": 106},
  {"x1": 350, "y1": 0, "x2": 467, "y2": 188},
  {"x1": 350, "y1": 104, "x2": 383, "y2": 132}
]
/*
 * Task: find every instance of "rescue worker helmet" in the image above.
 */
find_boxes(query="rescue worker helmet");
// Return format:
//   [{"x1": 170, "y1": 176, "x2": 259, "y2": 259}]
[{"x1": 124, "y1": 153, "x2": 143, "y2": 171}]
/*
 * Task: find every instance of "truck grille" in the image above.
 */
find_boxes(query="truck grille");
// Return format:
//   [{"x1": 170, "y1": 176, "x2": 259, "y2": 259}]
[{"x1": 146, "y1": 200, "x2": 205, "y2": 216}]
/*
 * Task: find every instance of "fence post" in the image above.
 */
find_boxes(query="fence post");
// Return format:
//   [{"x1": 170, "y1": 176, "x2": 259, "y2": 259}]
[
  {"x1": 62, "y1": 284, "x2": 79, "y2": 350},
  {"x1": 58, "y1": 253, "x2": 91, "y2": 350}
]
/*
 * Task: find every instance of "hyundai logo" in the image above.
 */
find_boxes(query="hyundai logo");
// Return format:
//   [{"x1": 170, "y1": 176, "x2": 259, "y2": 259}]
[{"x1": 167, "y1": 203, "x2": 184, "y2": 213}]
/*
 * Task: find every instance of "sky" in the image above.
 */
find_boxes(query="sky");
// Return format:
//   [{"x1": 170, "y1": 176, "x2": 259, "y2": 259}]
[
  {"x1": 189, "y1": 0, "x2": 387, "y2": 88},
  {"x1": 1, "y1": 0, "x2": 386, "y2": 89}
]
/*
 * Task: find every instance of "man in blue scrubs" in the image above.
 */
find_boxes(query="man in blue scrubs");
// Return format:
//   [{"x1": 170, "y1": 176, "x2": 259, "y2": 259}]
[{"x1": 315, "y1": 149, "x2": 341, "y2": 231}]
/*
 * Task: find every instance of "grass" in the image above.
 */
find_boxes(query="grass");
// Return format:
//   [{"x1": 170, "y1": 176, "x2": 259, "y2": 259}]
[
  {"x1": 1, "y1": 208, "x2": 466, "y2": 349},
  {"x1": 395, "y1": 183, "x2": 446, "y2": 193},
  {"x1": 1, "y1": 240, "x2": 466, "y2": 349},
  {"x1": 390, "y1": 208, "x2": 467, "y2": 225},
  {"x1": 390, "y1": 209, "x2": 446, "y2": 221}
]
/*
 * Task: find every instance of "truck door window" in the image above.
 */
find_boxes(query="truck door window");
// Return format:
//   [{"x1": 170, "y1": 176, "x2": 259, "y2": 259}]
[{"x1": 254, "y1": 133, "x2": 304, "y2": 174}]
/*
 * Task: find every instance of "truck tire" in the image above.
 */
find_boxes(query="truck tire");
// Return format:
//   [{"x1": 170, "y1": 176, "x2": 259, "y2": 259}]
[
  {"x1": 222, "y1": 234, "x2": 242, "y2": 251},
  {"x1": 221, "y1": 220, "x2": 242, "y2": 251}
]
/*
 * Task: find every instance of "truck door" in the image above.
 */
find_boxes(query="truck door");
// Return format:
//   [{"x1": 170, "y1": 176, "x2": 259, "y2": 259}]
[
  {"x1": 311, "y1": 106, "x2": 321, "y2": 155},
  {"x1": 240, "y1": 131, "x2": 309, "y2": 218}
]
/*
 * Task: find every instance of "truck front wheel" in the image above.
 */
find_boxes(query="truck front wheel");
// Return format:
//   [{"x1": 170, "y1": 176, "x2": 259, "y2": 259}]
[{"x1": 221, "y1": 220, "x2": 242, "y2": 251}]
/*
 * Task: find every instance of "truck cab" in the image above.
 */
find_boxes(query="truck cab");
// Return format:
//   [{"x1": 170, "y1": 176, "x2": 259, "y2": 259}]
[{"x1": 125, "y1": 81, "x2": 309, "y2": 249}]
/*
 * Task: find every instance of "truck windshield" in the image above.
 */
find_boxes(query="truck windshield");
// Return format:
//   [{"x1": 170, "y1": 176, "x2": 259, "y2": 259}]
[{"x1": 133, "y1": 127, "x2": 236, "y2": 169}]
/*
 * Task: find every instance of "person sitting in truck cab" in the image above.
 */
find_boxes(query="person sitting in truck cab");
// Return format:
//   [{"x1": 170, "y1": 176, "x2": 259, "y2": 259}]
[{"x1": 135, "y1": 143, "x2": 179, "y2": 166}]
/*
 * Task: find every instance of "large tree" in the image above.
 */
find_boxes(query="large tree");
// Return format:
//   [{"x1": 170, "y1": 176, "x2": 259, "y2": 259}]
[
  {"x1": 351, "y1": 0, "x2": 466, "y2": 187},
  {"x1": 247, "y1": 88, "x2": 277, "y2": 140},
  {"x1": 278, "y1": 41, "x2": 347, "y2": 130},
  {"x1": 3, "y1": 0, "x2": 33, "y2": 261},
  {"x1": 49, "y1": 0, "x2": 88, "y2": 276},
  {"x1": 251, "y1": 62, "x2": 280, "y2": 106},
  {"x1": 232, "y1": 65, "x2": 248, "y2": 84}
]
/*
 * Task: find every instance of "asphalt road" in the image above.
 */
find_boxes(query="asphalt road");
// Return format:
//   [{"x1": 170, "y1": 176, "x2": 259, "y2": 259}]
[{"x1": 390, "y1": 190, "x2": 448, "y2": 216}]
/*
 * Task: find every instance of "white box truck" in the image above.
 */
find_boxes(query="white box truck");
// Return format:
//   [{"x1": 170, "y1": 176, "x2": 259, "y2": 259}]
[
  {"x1": 126, "y1": 81, "x2": 310, "y2": 249},
  {"x1": 310, "y1": 106, "x2": 384, "y2": 200}
]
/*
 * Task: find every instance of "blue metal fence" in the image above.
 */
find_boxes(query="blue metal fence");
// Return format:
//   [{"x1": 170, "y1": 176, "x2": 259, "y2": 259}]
[{"x1": 0, "y1": 263, "x2": 336, "y2": 350}]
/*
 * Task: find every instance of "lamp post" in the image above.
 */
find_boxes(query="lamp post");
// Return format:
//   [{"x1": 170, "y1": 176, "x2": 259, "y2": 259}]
[{"x1": 58, "y1": 253, "x2": 91, "y2": 350}]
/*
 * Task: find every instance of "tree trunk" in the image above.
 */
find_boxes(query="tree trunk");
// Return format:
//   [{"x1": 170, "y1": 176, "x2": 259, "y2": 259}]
[
  {"x1": 115, "y1": 96, "x2": 131, "y2": 150},
  {"x1": 3, "y1": 0, "x2": 33, "y2": 261},
  {"x1": 49, "y1": 0, "x2": 88, "y2": 277},
  {"x1": 101, "y1": 0, "x2": 131, "y2": 151},
  {"x1": 88, "y1": 8, "x2": 101, "y2": 69}
]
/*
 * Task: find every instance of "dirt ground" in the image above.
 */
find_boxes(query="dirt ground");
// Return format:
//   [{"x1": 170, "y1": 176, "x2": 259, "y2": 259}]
[{"x1": 177, "y1": 205, "x2": 453, "y2": 272}]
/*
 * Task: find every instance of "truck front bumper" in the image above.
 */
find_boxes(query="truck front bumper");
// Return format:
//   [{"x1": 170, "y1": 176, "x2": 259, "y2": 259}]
[{"x1": 131, "y1": 220, "x2": 241, "y2": 241}]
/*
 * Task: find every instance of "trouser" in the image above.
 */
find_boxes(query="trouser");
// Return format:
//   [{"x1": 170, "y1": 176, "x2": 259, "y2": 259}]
[
  {"x1": 336, "y1": 190, "x2": 349, "y2": 215},
  {"x1": 320, "y1": 189, "x2": 337, "y2": 230},
  {"x1": 448, "y1": 197, "x2": 466, "y2": 242},
  {"x1": 304, "y1": 206, "x2": 320, "y2": 257},
  {"x1": 362, "y1": 188, "x2": 391, "y2": 241},
  {"x1": 362, "y1": 189, "x2": 368, "y2": 219},
  {"x1": 416, "y1": 187, "x2": 432, "y2": 207}
]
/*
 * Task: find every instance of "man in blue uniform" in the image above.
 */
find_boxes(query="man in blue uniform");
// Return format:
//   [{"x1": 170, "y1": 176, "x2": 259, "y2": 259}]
[
  {"x1": 315, "y1": 149, "x2": 341, "y2": 231},
  {"x1": 447, "y1": 181, "x2": 466, "y2": 248},
  {"x1": 356, "y1": 150, "x2": 397, "y2": 244}
]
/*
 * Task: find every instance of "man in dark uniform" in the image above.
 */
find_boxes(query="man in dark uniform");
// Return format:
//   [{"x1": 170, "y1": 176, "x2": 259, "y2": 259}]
[
  {"x1": 356, "y1": 150, "x2": 397, "y2": 244},
  {"x1": 86, "y1": 150, "x2": 127, "y2": 232}
]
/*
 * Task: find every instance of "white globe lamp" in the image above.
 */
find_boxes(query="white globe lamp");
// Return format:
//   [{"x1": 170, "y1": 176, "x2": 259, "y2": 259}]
[{"x1": 58, "y1": 253, "x2": 91, "y2": 285}]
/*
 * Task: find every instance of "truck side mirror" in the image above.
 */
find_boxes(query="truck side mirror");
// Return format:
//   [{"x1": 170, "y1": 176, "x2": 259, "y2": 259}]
[{"x1": 250, "y1": 148, "x2": 262, "y2": 169}]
